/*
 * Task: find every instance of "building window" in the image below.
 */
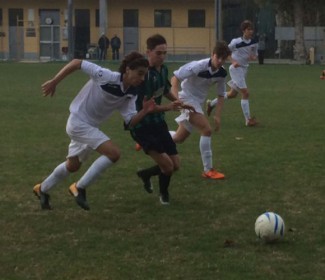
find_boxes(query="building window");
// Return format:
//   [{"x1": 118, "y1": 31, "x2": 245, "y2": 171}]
[
  {"x1": 95, "y1": 9, "x2": 99, "y2": 27},
  {"x1": 9, "y1": 9, "x2": 24, "y2": 26},
  {"x1": 123, "y1": 9, "x2": 138, "y2": 27},
  {"x1": 154, "y1": 10, "x2": 171, "y2": 27},
  {"x1": 188, "y1": 10, "x2": 205, "y2": 27}
]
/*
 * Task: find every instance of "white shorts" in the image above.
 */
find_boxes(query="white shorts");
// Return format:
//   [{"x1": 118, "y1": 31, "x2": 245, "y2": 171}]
[
  {"x1": 229, "y1": 64, "x2": 248, "y2": 89},
  {"x1": 175, "y1": 97, "x2": 204, "y2": 133},
  {"x1": 66, "y1": 114, "x2": 110, "y2": 162}
]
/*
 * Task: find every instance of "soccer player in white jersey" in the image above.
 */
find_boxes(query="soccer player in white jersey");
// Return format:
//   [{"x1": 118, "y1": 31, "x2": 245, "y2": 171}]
[
  {"x1": 170, "y1": 41, "x2": 231, "y2": 180},
  {"x1": 33, "y1": 52, "x2": 155, "y2": 210},
  {"x1": 207, "y1": 20, "x2": 258, "y2": 127}
]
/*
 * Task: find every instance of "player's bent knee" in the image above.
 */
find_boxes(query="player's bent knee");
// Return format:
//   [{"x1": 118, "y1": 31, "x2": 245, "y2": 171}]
[
  {"x1": 202, "y1": 128, "x2": 212, "y2": 137},
  {"x1": 106, "y1": 150, "x2": 120, "y2": 163},
  {"x1": 160, "y1": 165, "x2": 174, "y2": 176},
  {"x1": 242, "y1": 93, "x2": 249, "y2": 99},
  {"x1": 173, "y1": 164, "x2": 180, "y2": 172},
  {"x1": 241, "y1": 89, "x2": 249, "y2": 99},
  {"x1": 66, "y1": 160, "x2": 81, "y2": 173}
]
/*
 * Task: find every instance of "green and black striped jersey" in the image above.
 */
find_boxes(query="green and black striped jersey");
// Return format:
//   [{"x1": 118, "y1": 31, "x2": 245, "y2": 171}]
[{"x1": 132, "y1": 64, "x2": 171, "y2": 129}]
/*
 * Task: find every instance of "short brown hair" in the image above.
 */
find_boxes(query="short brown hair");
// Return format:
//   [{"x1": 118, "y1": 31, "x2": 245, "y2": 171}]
[
  {"x1": 213, "y1": 41, "x2": 231, "y2": 60},
  {"x1": 119, "y1": 51, "x2": 149, "y2": 73},
  {"x1": 240, "y1": 20, "x2": 254, "y2": 32},
  {"x1": 146, "y1": 34, "x2": 167, "y2": 50}
]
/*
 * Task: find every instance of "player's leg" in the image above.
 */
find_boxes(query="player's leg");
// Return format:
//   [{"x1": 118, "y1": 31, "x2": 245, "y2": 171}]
[
  {"x1": 206, "y1": 98, "x2": 216, "y2": 117},
  {"x1": 189, "y1": 112, "x2": 225, "y2": 180},
  {"x1": 160, "y1": 154, "x2": 179, "y2": 205},
  {"x1": 239, "y1": 87, "x2": 250, "y2": 124},
  {"x1": 33, "y1": 159, "x2": 76, "y2": 210},
  {"x1": 66, "y1": 116, "x2": 118, "y2": 210},
  {"x1": 152, "y1": 124, "x2": 180, "y2": 205},
  {"x1": 239, "y1": 87, "x2": 257, "y2": 126},
  {"x1": 226, "y1": 87, "x2": 239, "y2": 99},
  {"x1": 130, "y1": 127, "x2": 160, "y2": 193},
  {"x1": 76, "y1": 140, "x2": 118, "y2": 188},
  {"x1": 69, "y1": 140, "x2": 118, "y2": 210},
  {"x1": 171, "y1": 123, "x2": 191, "y2": 144},
  {"x1": 173, "y1": 101, "x2": 195, "y2": 139},
  {"x1": 206, "y1": 82, "x2": 239, "y2": 116},
  {"x1": 137, "y1": 165, "x2": 160, "y2": 193},
  {"x1": 231, "y1": 67, "x2": 257, "y2": 126},
  {"x1": 227, "y1": 66, "x2": 241, "y2": 99},
  {"x1": 33, "y1": 125, "x2": 87, "y2": 210},
  {"x1": 147, "y1": 151, "x2": 176, "y2": 205},
  {"x1": 130, "y1": 127, "x2": 158, "y2": 192},
  {"x1": 143, "y1": 124, "x2": 179, "y2": 204}
]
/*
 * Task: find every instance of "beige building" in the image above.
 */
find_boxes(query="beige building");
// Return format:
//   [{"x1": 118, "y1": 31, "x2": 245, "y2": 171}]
[{"x1": 0, "y1": 0, "x2": 219, "y2": 61}]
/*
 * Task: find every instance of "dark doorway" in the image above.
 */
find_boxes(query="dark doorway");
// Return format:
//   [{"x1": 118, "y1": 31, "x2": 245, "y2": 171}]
[
  {"x1": 74, "y1": 9, "x2": 90, "y2": 58},
  {"x1": 123, "y1": 9, "x2": 139, "y2": 56},
  {"x1": 8, "y1": 8, "x2": 24, "y2": 60}
]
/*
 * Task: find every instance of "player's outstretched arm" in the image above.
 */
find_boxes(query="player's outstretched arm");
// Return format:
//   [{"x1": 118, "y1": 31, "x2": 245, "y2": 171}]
[
  {"x1": 128, "y1": 97, "x2": 156, "y2": 128},
  {"x1": 320, "y1": 70, "x2": 325, "y2": 80},
  {"x1": 170, "y1": 75, "x2": 180, "y2": 99},
  {"x1": 41, "y1": 59, "x2": 82, "y2": 97}
]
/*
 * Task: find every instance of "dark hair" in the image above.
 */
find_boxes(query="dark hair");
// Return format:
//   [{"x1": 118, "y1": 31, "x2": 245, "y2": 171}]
[
  {"x1": 118, "y1": 51, "x2": 149, "y2": 73},
  {"x1": 146, "y1": 34, "x2": 167, "y2": 50},
  {"x1": 213, "y1": 41, "x2": 231, "y2": 60},
  {"x1": 240, "y1": 20, "x2": 254, "y2": 31}
]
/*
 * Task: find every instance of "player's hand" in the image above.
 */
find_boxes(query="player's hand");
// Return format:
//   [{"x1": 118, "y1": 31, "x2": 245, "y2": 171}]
[
  {"x1": 168, "y1": 100, "x2": 183, "y2": 111},
  {"x1": 41, "y1": 79, "x2": 57, "y2": 97},
  {"x1": 142, "y1": 97, "x2": 156, "y2": 113},
  {"x1": 249, "y1": 55, "x2": 257, "y2": 61},
  {"x1": 167, "y1": 99, "x2": 195, "y2": 112},
  {"x1": 214, "y1": 116, "x2": 221, "y2": 132},
  {"x1": 180, "y1": 103, "x2": 196, "y2": 112},
  {"x1": 232, "y1": 61, "x2": 240, "y2": 68},
  {"x1": 320, "y1": 70, "x2": 325, "y2": 80}
]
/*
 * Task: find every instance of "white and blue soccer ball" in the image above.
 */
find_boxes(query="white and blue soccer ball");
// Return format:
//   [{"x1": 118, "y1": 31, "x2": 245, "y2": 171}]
[{"x1": 255, "y1": 212, "x2": 285, "y2": 242}]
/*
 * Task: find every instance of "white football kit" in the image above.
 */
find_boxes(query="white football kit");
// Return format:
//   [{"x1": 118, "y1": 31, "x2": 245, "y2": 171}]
[
  {"x1": 228, "y1": 37, "x2": 258, "y2": 89},
  {"x1": 173, "y1": 58, "x2": 227, "y2": 132},
  {"x1": 66, "y1": 60, "x2": 138, "y2": 160}
]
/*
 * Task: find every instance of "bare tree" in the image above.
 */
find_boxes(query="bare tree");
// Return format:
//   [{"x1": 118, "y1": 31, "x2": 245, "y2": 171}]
[
  {"x1": 292, "y1": 0, "x2": 305, "y2": 60},
  {"x1": 255, "y1": 0, "x2": 325, "y2": 61}
]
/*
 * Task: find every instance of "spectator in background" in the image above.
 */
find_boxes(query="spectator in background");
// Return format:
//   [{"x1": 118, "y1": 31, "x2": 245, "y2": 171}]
[
  {"x1": 111, "y1": 34, "x2": 121, "y2": 60},
  {"x1": 98, "y1": 33, "x2": 110, "y2": 61}
]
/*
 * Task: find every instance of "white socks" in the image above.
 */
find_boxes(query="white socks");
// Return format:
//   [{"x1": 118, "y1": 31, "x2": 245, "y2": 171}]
[
  {"x1": 210, "y1": 93, "x2": 227, "y2": 107},
  {"x1": 200, "y1": 136, "x2": 213, "y2": 172},
  {"x1": 41, "y1": 162, "x2": 70, "y2": 193},
  {"x1": 210, "y1": 98, "x2": 218, "y2": 107},
  {"x1": 211, "y1": 97, "x2": 250, "y2": 123},
  {"x1": 77, "y1": 155, "x2": 113, "y2": 189},
  {"x1": 241, "y1": 99, "x2": 251, "y2": 121},
  {"x1": 169, "y1": 130, "x2": 176, "y2": 138},
  {"x1": 40, "y1": 156, "x2": 114, "y2": 192}
]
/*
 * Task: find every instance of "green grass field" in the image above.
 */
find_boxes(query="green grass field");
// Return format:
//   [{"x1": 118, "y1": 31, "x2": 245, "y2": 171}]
[{"x1": 0, "y1": 61, "x2": 324, "y2": 280}]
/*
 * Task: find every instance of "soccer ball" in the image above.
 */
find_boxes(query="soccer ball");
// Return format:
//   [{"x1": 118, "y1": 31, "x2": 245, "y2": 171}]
[{"x1": 255, "y1": 212, "x2": 285, "y2": 242}]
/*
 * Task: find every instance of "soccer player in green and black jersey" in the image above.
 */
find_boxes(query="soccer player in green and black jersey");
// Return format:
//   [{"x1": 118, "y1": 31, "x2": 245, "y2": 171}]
[{"x1": 130, "y1": 34, "x2": 193, "y2": 205}]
